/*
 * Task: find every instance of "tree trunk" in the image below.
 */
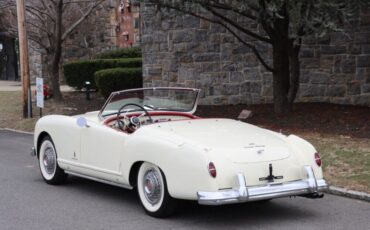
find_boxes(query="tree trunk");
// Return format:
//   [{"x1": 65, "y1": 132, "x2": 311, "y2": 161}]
[
  {"x1": 272, "y1": 40, "x2": 291, "y2": 115},
  {"x1": 288, "y1": 42, "x2": 301, "y2": 104},
  {"x1": 50, "y1": 0, "x2": 64, "y2": 101}
]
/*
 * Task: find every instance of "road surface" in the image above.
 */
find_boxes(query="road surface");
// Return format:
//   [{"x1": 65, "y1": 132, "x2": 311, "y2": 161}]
[{"x1": 0, "y1": 130, "x2": 369, "y2": 230}]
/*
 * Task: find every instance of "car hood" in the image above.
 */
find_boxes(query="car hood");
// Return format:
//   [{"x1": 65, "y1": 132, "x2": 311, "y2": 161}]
[{"x1": 144, "y1": 118, "x2": 291, "y2": 163}]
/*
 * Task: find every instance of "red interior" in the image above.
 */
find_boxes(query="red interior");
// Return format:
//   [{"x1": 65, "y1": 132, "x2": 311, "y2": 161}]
[{"x1": 104, "y1": 111, "x2": 199, "y2": 126}]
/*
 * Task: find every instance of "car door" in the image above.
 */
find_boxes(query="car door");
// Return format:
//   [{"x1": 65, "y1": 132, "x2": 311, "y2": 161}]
[{"x1": 80, "y1": 121, "x2": 126, "y2": 182}]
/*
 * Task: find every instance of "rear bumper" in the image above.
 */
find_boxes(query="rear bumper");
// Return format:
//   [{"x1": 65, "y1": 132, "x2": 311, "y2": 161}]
[{"x1": 197, "y1": 166, "x2": 328, "y2": 205}]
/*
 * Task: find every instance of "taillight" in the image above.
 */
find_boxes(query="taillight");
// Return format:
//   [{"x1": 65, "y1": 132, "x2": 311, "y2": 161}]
[
  {"x1": 314, "y1": 152, "x2": 322, "y2": 167},
  {"x1": 208, "y1": 162, "x2": 217, "y2": 178}
]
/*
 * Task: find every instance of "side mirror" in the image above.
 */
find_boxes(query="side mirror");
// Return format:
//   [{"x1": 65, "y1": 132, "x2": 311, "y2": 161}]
[{"x1": 77, "y1": 117, "x2": 89, "y2": 128}]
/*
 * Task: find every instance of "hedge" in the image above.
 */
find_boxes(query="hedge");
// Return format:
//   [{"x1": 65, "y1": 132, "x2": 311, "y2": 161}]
[
  {"x1": 95, "y1": 47, "x2": 142, "y2": 59},
  {"x1": 63, "y1": 58, "x2": 142, "y2": 89},
  {"x1": 94, "y1": 67, "x2": 143, "y2": 98}
]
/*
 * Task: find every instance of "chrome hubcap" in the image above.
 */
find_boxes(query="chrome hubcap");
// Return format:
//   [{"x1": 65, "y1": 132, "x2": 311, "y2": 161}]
[
  {"x1": 143, "y1": 169, "x2": 161, "y2": 205},
  {"x1": 43, "y1": 146, "x2": 55, "y2": 175}
]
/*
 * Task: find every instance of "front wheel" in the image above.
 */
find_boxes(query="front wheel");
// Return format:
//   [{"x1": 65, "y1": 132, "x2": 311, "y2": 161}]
[
  {"x1": 38, "y1": 136, "x2": 67, "y2": 185},
  {"x1": 137, "y1": 162, "x2": 177, "y2": 217}
]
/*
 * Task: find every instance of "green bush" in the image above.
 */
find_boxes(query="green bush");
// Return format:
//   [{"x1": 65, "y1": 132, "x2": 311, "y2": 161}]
[
  {"x1": 95, "y1": 47, "x2": 142, "y2": 59},
  {"x1": 63, "y1": 58, "x2": 142, "y2": 89},
  {"x1": 95, "y1": 67, "x2": 143, "y2": 98}
]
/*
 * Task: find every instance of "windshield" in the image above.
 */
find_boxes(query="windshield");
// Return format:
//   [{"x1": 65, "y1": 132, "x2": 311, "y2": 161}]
[{"x1": 100, "y1": 87, "x2": 200, "y2": 117}]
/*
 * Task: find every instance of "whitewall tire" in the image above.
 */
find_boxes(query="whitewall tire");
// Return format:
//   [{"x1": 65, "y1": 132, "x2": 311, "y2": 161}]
[
  {"x1": 137, "y1": 162, "x2": 177, "y2": 217},
  {"x1": 38, "y1": 136, "x2": 67, "y2": 185}
]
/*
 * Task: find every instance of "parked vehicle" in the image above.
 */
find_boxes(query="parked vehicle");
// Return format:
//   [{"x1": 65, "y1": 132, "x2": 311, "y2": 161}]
[{"x1": 32, "y1": 87, "x2": 327, "y2": 217}]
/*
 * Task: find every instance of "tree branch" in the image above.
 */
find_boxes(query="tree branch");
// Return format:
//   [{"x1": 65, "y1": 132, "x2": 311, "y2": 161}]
[
  {"x1": 204, "y1": 4, "x2": 271, "y2": 43},
  {"x1": 61, "y1": 0, "x2": 104, "y2": 41}
]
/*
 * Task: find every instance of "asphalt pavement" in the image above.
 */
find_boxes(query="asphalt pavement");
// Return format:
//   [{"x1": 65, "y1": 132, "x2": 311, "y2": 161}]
[{"x1": 0, "y1": 130, "x2": 369, "y2": 230}]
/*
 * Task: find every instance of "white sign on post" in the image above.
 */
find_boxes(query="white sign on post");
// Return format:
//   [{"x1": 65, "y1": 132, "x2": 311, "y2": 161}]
[{"x1": 36, "y1": 77, "x2": 44, "y2": 108}]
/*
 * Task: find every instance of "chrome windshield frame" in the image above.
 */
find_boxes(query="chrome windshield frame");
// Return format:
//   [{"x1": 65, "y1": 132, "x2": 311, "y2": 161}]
[{"x1": 98, "y1": 87, "x2": 201, "y2": 121}]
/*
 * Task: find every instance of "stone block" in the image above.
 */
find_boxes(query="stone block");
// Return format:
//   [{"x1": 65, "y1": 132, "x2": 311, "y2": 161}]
[
  {"x1": 230, "y1": 72, "x2": 244, "y2": 82},
  {"x1": 347, "y1": 81, "x2": 362, "y2": 95},
  {"x1": 220, "y1": 34, "x2": 235, "y2": 43},
  {"x1": 300, "y1": 47, "x2": 315, "y2": 58},
  {"x1": 193, "y1": 53, "x2": 220, "y2": 62},
  {"x1": 357, "y1": 55, "x2": 370, "y2": 67},
  {"x1": 243, "y1": 68, "x2": 260, "y2": 81},
  {"x1": 362, "y1": 45, "x2": 370, "y2": 54},
  {"x1": 348, "y1": 45, "x2": 362, "y2": 55},
  {"x1": 342, "y1": 56, "x2": 356, "y2": 73},
  {"x1": 330, "y1": 32, "x2": 352, "y2": 45},
  {"x1": 177, "y1": 53, "x2": 193, "y2": 63},
  {"x1": 173, "y1": 30, "x2": 193, "y2": 43},
  {"x1": 352, "y1": 95, "x2": 370, "y2": 106},
  {"x1": 360, "y1": 16, "x2": 370, "y2": 26},
  {"x1": 301, "y1": 58, "x2": 320, "y2": 69},
  {"x1": 310, "y1": 72, "x2": 330, "y2": 84},
  {"x1": 361, "y1": 84, "x2": 370, "y2": 93},
  {"x1": 261, "y1": 85, "x2": 273, "y2": 97},
  {"x1": 147, "y1": 66, "x2": 162, "y2": 75},
  {"x1": 333, "y1": 56, "x2": 342, "y2": 73},
  {"x1": 194, "y1": 30, "x2": 209, "y2": 42},
  {"x1": 228, "y1": 96, "x2": 242, "y2": 105},
  {"x1": 162, "y1": 59, "x2": 178, "y2": 72},
  {"x1": 178, "y1": 67, "x2": 197, "y2": 81},
  {"x1": 320, "y1": 45, "x2": 347, "y2": 55},
  {"x1": 197, "y1": 62, "x2": 221, "y2": 72},
  {"x1": 299, "y1": 84, "x2": 326, "y2": 97},
  {"x1": 153, "y1": 32, "x2": 167, "y2": 43},
  {"x1": 355, "y1": 32, "x2": 370, "y2": 44},
  {"x1": 318, "y1": 35, "x2": 331, "y2": 44},
  {"x1": 232, "y1": 45, "x2": 252, "y2": 55},
  {"x1": 212, "y1": 96, "x2": 228, "y2": 105},
  {"x1": 320, "y1": 56, "x2": 334, "y2": 69},
  {"x1": 329, "y1": 97, "x2": 351, "y2": 105},
  {"x1": 240, "y1": 82, "x2": 251, "y2": 95},
  {"x1": 250, "y1": 82, "x2": 262, "y2": 94},
  {"x1": 222, "y1": 62, "x2": 237, "y2": 72},
  {"x1": 182, "y1": 15, "x2": 200, "y2": 28},
  {"x1": 327, "y1": 85, "x2": 346, "y2": 97}
]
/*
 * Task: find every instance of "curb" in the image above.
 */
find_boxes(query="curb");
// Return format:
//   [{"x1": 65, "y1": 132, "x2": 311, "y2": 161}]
[
  {"x1": 0, "y1": 128, "x2": 33, "y2": 135},
  {"x1": 327, "y1": 186, "x2": 370, "y2": 202}
]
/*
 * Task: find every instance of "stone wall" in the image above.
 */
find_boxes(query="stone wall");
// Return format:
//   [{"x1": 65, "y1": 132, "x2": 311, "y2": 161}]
[{"x1": 141, "y1": 4, "x2": 370, "y2": 106}]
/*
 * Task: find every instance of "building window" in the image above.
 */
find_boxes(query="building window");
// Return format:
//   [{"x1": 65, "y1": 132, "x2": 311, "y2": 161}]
[
  {"x1": 134, "y1": 18, "x2": 139, "y2": 29},
  {"x1": 124, "y1": 34, "x2": 129, "y2": 41}
]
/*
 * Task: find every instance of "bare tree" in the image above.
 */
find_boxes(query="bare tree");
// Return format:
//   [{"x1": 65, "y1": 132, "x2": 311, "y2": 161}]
[
  {"x1": 144, "y1": 0, "x2": 365, "y2": 114},
  {"x1": 1, "y1": 0, "x2": 105, "y2": 100}
]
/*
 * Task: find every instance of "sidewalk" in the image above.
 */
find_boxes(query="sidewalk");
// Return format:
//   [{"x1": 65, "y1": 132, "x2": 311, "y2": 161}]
[{"x1": 0, "y1": 80, "x2": 75, "y2": 92}]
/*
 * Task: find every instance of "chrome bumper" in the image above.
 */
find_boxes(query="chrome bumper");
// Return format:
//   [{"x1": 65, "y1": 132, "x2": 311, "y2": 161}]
[{"x1": 197, "y1": 166, "x2": 328, "y2": 205}]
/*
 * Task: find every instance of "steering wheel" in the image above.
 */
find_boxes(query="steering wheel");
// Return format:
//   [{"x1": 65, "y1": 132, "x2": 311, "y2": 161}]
[{"x1": 116, "y1": 103, "x2": 153, "y2": 132}]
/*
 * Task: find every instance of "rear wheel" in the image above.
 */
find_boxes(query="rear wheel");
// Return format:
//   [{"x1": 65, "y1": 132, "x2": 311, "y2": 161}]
[
  {"x1": 38, "y1": 136, "x2": 67, "y2": 185},
  {"x1": 137, "y1": 162, "x2": 177, "y2": 217}
]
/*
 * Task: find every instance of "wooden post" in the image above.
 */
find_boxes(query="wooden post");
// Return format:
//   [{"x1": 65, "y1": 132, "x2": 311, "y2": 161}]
[{"x1": 16, "y1": 0, "x2": 32, "y2": 118}]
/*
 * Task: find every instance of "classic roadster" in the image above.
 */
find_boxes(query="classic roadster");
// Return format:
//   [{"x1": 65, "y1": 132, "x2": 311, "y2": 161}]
[{"x1": 33, "y1": 87, "x2": 327, "y2": 217}]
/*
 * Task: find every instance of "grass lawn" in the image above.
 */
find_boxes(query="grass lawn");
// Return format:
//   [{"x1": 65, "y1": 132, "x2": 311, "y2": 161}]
[
  {"x1": 304, "y1": 133, "x2": 370, "y2": 193},
  {"x1": 0, "y1": 91, "x2": 369, "y2": 193}
]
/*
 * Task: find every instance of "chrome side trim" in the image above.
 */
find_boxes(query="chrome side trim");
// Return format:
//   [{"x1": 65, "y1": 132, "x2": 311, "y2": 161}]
[
  {"x1": 197, "y1": 166, "x2": 328, "y2": 205},
  {"x1": 58, "y1": 159, "x2": 122, "y2": 176},
  {"x1": 65, "y1": 170, "x2": 133, "y2": 190}
]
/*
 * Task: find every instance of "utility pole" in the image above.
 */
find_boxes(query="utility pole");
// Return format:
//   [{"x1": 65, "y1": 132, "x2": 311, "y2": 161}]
[{"x1": 16, "y1": 0, "x2": 32, "y2": 118}]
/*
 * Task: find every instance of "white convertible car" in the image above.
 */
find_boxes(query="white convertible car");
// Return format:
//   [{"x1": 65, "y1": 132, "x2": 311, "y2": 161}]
[{"x1": 33, "y1": 87, "x2": 327, "y2": 217}]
